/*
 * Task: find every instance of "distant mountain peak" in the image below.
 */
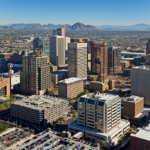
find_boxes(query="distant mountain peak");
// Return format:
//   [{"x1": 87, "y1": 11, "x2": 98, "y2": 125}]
[{"x1": 62, "y1": 22, "x2": 98, "y2": 30}]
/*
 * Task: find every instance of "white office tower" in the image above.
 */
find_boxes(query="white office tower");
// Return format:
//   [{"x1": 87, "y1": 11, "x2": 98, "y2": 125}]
[
  {"x1": 68, "y1": 43, "x2": 87, "y2": 79},
  {"x1": 78, "y1": 92, "x2": 121, "y2": 133},
  {"x1": 68, "y1": 92, "x2": 130, "y2": 144},
  {"x1": 49, "y1": 35, "x2": 65, "y2": 66}
]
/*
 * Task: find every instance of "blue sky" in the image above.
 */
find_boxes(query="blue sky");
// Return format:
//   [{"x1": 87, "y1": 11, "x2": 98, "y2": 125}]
[{"x1": 0, "y1": 0, "x2": 150, "y2": 26}]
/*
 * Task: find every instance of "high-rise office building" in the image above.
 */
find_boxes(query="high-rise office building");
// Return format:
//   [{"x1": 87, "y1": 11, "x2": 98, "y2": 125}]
[
  {"x1": 91, "y1": 42, "x2": 108, "y2": 75},
  {"x1": 45, "y1": 41, "x2": 49, "y2": 57},
  {"x1": 68, "y1": 92, "x2": 130, "y2": 143},
  {"x1": 78, "y1": 92, "x2": 121, "y2": 132},
  {"x1": 33, "y1": 37, "x2": 45, "y2": 53},
  {"x1": 68, "y1": 43, "x2": 87, "y2": 79},
  {"x1": 146, "y1": 39, "x2": 150, "y2": 55},
  {"x1": 49, "y1": 35, "x2": 65, "y2": 66},
  {"x1": 131, "y1": 66, "x2": 150, "y2": 106},
  {"x1": 57, "y1": 28, "x2": 65, "y2": 36},
  {"x1": 108, "y1": 47, "x2": 121, "y2": 74},
  {"x1": 53, "y1": 28, "x2": 65, "y2": 37},
  {"x1": 20, "y1": 51, "x2": 51, "y2": 95},
  {"x1": 146, "y1": 39, "x2": 150, "y2": 64}
]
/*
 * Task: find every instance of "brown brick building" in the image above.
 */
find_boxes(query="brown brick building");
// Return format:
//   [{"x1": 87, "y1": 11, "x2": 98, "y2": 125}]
[
  {"x1": 130, "y1": 128, "x2": 150, "y2": 150},
  {"x1": 123, "y1": 95, "x2": 144, "y2": 117},
  {"x1": 91, "y1": 42, "x2": 108, "y2": 75},
  {"x1": 0, "y1": 77, "x2": 10, "y2": 97}
]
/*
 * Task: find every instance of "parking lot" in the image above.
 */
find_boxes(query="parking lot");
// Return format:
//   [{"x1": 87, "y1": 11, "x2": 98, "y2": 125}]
[
  {"x1": 12, "y1": 130, "x2": 97, "y2": 150},
  {"x1": 0, "y1": 128, "x2": 31, "y2": 147}
]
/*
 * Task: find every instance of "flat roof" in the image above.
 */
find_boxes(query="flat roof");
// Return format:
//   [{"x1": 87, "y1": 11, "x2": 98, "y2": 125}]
[
  {"x1": 124, "y1": 95, "x2": 143, "y2": 103},
  {"x1": 11, "y1": 95, "x2": 68, "y2": 110},
  {"x1": 51, "y1": 70, "x2": 68, "y2": 75},
  {"x1": 133, "y1": 66, "x2": 149, "y2": 70},
  {"x1": 69, "y1": 119, "x2": 129, "y2": 138},
  {"x1": 59, "y1": 77, "x2": 83, "y2": 84},
  {"x1": 131, "y1": 128, "x2": 150, "y2": 141},
  {"x1": 0, "y1": 72, "x2": 20, "y2": 77}
]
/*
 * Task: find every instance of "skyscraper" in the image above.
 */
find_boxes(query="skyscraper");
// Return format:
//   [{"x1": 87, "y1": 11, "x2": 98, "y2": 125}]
[
  {"x1": 20, "y1": 51, "x2": 51, "y2": 95},
  {"x1": 57, "y1": 28, "x2": 65, "y2": 36},
  {"x1": 108, "y1": 47, "x2": 121, "y2": 74},
  {"x1": 68, "y1": 43, "x2": 87, "y2": 79},
  {"x1": 33, "y1": 37, "x2": 45, "y2": 53},
  {"x1": 49, "y1": 35, "x2": 65, "y2": 66},
  {"x1": 91, "y1": 42, "x2": 108, "y2": 75},
  {"x1": 146, "y1": 39, "x2": 150, "y2": 64},
  {"x1": 131, "y1": 66, "x2": 150, "y2": 106},
  {"x1": 146, "y1": 39, "x2": 150, "y2": 55},
  {"x1": 45, "y1": 40, "x2": 49, "y2": 57}
]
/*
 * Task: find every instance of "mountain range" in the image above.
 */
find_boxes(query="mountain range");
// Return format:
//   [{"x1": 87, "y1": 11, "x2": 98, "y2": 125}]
[
  {"x1": 0, "y1": 22, "x2": 97, "y2": 30},
  {"x1": 1, "y1": 23, "x2": 150, "y2": 30},
  {"x1": 96, "y1": 23, "x2": 150, "y2": 30}
]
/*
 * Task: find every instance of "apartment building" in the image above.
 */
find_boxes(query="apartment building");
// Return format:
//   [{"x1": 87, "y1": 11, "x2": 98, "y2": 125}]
[
  {"x1": 58, "y1": 77, "x2": 83, "y2": 99},
  {"x1": 68, "y1": 92, "x2": 130, "y2": 144},
  {"x1": 20, "y1": 51, "x2": 51, "y2": 95},
  {"x1": 123, "y1": 95, "x2": 144, "y2": 117},
  {"x1": 11, "y1": 95, "x2": 69, "y2": 127},
  {"x1": 108, "y1": 47, "x2": 121, "y2": 74},
  {"x1": 131, "y1": 66, "x2": 150, "y2": 106},
  {"x1": 91, "y1": 42, "x2": 108, "y2": 75},
  {"x1": 68, "y1": 43, "x2": 87, "y2": 79}
]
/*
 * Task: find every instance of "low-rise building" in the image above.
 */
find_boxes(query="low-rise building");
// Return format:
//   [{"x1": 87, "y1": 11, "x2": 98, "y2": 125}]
[
  {"x1": 1, "y1": 71, "x2": 20, "y2": 90},
  {"x1": 11, "y1": 95, "x2": 69, "y2": 127},
  {"x1": 123, "y1": 95, "x2": 144, "y2": 117},
  {"x1": 58, "y1": 77, "x2": 83, "y2": 99},
  {"x1": 130, "y1": 126, "x2": 150, "y2": 150}
]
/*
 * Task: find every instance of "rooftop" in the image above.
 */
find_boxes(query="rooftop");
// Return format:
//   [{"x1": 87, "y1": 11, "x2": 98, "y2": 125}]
[
  {"x1": 59, "y1": 77, "x2": 83, "y2": 84},
  {"x1": 51, "y1": 70, "x2": 68, "y2": 75},
  {"x1": 11, "y1": 95, "x2": 68, "y2": 110},
  {"x1": 81, "y1": 92, "x2": 120, "y2": 102},
  {"x1": 124, "y1": 95, "x2": 143, "y2": 103},
  {"x1": 133, "y1": 66, "x2": 149, "y2": 70},
  {"x1": 0, "y1": 72, "x2": 20, "y2": 77},
  {"x1": 131, "y1": 127, "x2": 150, "y2": 141}
]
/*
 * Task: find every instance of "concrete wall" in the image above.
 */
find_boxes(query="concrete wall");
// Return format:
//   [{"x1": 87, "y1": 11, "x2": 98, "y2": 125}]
[{"x1": 131, "y1": 68, "x2": 150, "y2": 106}]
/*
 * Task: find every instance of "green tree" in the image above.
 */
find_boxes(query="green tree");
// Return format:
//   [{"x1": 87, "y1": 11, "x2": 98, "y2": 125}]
[
  {"x1": 100, "y1": 141, "x2": 107, "y2": 148},
  {"x1": 132, "y1": 125, "x2": 137, "y2": 131}
]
